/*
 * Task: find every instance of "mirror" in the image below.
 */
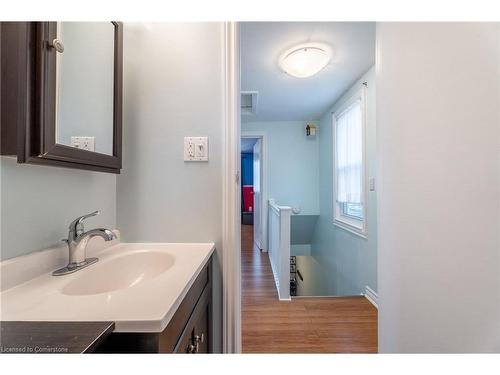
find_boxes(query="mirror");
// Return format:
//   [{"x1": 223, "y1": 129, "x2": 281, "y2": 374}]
[
  {"x1": 1, "y1": 21, "x2": 122, "y2": 173},
  {"x1": 55, "y1": 22, "x2": 115, "y2": 155}
]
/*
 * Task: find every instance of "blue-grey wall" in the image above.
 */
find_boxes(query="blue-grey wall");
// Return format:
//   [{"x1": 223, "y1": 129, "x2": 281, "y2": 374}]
[
  {"x1": 310, "y1": 66, "x2": 377, "y2": 296},
  {"x1": 241, "y1": 121, "x2": 320, "y2": 215},
  {"x1": 0, "y1": 157, "x2": 116, "y2": 260},
  {"x1": 116, "y1": 23, "x2": 224, "y2": 352}
]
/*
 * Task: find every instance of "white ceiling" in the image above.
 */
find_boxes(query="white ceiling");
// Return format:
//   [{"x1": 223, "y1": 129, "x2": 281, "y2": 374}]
[{"x1": 241, "y1": 22, "x2": 375, "y2": 122}]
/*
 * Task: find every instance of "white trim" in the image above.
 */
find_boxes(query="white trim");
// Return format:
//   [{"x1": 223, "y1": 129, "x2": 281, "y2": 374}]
[
  {"x1": 268, "y1": 257, "x2": 291, "y2": 301},
  {"x1": 364, "y1": 286, "x2": 378, "y2": 309},
  {"x1": 267, "y1": 199, "x2": 292, "y2": 301},
  {"x1": 334, "y1": 221, "x2": 368, "y2": 239},
  {"x1": 332, "y1": 86, "x2": 368, "y2": 238},
  {"x1": 222, "y1": 21, "x2": 241, "y2": 354},
  {"x1": 241, "y1": 130, "x2": 268, "y2": 252}
]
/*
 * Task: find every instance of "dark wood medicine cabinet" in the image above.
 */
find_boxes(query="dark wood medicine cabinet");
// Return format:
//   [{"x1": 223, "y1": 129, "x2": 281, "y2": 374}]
[{"x1": 1, "y1": 22, "x2": 123, "y2": 174}]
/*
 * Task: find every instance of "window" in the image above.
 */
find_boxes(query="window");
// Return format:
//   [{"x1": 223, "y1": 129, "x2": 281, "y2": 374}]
[
  {"x1": 333, "y1": 88, "x2": 366, "y2": 236},
  {"x1": 341, "y1": 202, "x2": 363, "y2": 220}
]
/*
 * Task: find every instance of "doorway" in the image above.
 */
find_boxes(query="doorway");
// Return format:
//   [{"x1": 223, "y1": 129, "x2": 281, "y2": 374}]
[
  {"x1": 240, "y1": 134, "x2": 266, "y2": 254},
  {"x1": 237, "y1": 21, "x2": 378, "y2": 353}
]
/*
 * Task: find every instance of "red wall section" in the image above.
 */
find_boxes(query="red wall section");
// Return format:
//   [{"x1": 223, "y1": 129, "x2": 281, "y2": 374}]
[{"x1": 242, "y1": 185, "x2": 254, "y2": 212}]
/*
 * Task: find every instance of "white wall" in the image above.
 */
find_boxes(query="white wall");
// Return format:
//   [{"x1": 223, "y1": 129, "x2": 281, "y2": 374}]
[
  {"x1": 377, "y1": 22, "x2": 500, "y2": 353},
  {"x1": 116, "y1": 23, "x2": 224, "y2": 352},
  {"x1": 0, "y1": 158, "x2": 116, "y2": 260},
  {"x1": 310, "y1": 66, "x2": 377, "y2": 296},
  {"x1": 295, "y1": 255, "x2": 330, "y2": 296}
]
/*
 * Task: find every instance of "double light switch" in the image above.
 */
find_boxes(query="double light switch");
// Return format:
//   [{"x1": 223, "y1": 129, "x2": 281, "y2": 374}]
[{"x1": 184, "y1": 137, "x2": 209, "y2": 162}]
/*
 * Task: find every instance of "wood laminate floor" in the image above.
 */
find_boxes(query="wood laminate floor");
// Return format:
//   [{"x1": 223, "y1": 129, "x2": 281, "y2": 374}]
[{"x1": 241, "y1": 224, "x2": 378, "y2": 353}]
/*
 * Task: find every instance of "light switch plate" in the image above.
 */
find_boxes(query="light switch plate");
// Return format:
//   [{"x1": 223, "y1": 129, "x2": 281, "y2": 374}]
[
  {"x1": 71, "y1": 136, "x2": 95, "y2": 152},
  {"x1": 184, "y1": 137, "x2": 209, "y2": 162},
  {"x1": 369, "y1": 177, "x2": 376, "y2": 191}
]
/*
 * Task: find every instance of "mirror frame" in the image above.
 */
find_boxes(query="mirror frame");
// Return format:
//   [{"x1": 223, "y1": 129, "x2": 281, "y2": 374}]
[{"x1": 18, "y1": 21, "x2": 123, "y2": 173}]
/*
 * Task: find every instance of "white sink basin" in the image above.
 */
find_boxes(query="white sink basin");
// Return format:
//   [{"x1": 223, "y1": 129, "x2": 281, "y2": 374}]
[
  {"x1": 61, "y1": 250, "x2": 175, "y2": 296},
  {"x1": 0, "y1": 242, "x2": 215, "y2": 332}
]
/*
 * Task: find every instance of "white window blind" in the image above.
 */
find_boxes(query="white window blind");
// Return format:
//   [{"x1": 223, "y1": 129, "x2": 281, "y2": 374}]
[
  {"x1": 336, "y1": 99, "x2": 363, "y2": 205},
  {"x1": 332, "y1": 88, "x2": 367, "y2": 237}
]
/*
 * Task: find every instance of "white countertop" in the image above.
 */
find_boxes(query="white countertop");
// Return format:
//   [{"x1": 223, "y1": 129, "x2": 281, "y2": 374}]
[{"x1": 0, "y1": 242, "x2": 215, "y2": 332}]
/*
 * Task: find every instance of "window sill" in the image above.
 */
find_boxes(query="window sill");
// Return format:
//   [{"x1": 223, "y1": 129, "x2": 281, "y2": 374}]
[{"x1": 333, "y1": 219, "x2": 367, "y2": 239}]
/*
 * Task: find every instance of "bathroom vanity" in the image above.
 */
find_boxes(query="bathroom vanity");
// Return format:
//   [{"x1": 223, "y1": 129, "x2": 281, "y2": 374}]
[
  {"x1": 96, "y1": 258, "x2": 213, "y2": 353},
  {"x1": 0, "y1": 238, "x2": 215, "y2": 353}
]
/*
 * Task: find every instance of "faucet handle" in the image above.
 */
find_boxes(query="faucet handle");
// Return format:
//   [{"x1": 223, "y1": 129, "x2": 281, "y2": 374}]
[{"x1": 68, "y1": 210, "x2": 100, "y2": 234}]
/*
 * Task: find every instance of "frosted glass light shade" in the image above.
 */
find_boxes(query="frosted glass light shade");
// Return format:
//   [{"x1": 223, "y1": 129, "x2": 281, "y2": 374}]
[{"x1": 279, "y1": 43, "x2": 332, "y2": 78}]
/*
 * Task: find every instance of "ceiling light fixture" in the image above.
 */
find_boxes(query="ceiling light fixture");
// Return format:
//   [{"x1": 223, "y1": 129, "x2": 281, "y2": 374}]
[{"x1": 278, "y1": 43, "x2": 332, "y2": 78}]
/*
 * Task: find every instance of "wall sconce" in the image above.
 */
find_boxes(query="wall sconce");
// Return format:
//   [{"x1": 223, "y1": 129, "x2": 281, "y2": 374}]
[{"x1": 306, "y1": 123, "x2": 316, "y2": 137}]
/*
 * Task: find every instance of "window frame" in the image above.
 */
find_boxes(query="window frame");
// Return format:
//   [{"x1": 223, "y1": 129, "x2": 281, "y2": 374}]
[{"x1": 332, "y1": 87, "x2": 368, "y2": 238}]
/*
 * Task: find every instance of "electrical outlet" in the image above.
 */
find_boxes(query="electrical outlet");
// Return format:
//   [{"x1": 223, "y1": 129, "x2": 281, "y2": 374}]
[
  {"x1": 188, "y1": 142, "x2": 195, "y2": 157},
  {"x1": 184, "y1": 137, "x2": 208, "y2": 161},
  {"x1": 81, "y1": 137, "x2": 95, "y2": 152}
]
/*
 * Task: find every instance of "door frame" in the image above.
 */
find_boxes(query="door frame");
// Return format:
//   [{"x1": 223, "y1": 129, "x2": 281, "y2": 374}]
[
  {"x1": 241, "y1": 132, "x2": 268, "y2": 253},
  {"x1": 222, "y1": 21, "x2": 241, "y2": 353}
]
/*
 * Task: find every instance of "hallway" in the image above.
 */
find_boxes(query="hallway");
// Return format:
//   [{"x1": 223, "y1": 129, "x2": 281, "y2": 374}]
[{"x1": 241, "y1": 224, "x2": 378, "y2": 353}]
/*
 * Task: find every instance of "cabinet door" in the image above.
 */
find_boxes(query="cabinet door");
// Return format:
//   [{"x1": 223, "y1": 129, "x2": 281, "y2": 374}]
[
  {"x1": 190, "y1": 297, "x2": 210, "y2": 353},
  {"x1": 0, "y1": 22, "x2": 123, "y2": 174},
  {"x1": 175, "y1": 286, "x2": 211, "y2": 354}
]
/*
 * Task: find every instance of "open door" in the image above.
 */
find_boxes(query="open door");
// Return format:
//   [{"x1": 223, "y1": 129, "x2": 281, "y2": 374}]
[{"x1": 253, "y1": 138, "x2": 263, "y2": 250}]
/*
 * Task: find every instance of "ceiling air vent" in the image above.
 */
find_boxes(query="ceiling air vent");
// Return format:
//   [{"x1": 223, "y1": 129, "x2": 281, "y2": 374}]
[{"x1": 241, "y1": 91, "x2": 258, "y2": 116}]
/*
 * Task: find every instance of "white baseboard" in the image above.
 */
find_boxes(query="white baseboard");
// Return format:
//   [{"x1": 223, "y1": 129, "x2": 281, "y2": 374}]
[
  {"x1": 254, "y1": 241, "x2": 267, "y2": 253},
  {"x1": 364, "y1": 286, "x2": 378, "y2": 309}
]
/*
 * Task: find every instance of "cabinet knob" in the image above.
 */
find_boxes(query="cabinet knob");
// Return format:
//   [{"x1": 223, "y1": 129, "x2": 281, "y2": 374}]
[
  {"x1": 50, "y1": 38, "x2": 64, "y2": 53},
  {"x1": 186, "y1": 333, "x2": 205, "y2": 353},
  {"x1": 194, "y1": 333, "x2": 205, "y2": 344}
]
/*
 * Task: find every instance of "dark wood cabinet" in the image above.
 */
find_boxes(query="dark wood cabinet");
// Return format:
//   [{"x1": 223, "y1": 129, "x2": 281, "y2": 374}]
[
  {"x1": 173, "y1": 284, "x2": 211, "y2": 353},
  {"x1": 96, "y1": 258, "x2": 213, "y2": 353},
  {"x1": 0, "y1": 321, "x2": 115, "y2": 354},
  {"x1": 0, "y1": 22, "x2": 123, "y2": 174}
]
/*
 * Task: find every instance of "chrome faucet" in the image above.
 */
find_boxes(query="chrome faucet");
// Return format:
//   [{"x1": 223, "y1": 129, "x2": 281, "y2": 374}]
[{"x1": 52, "y1": 210, "x2": 117, "y2": 276}]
